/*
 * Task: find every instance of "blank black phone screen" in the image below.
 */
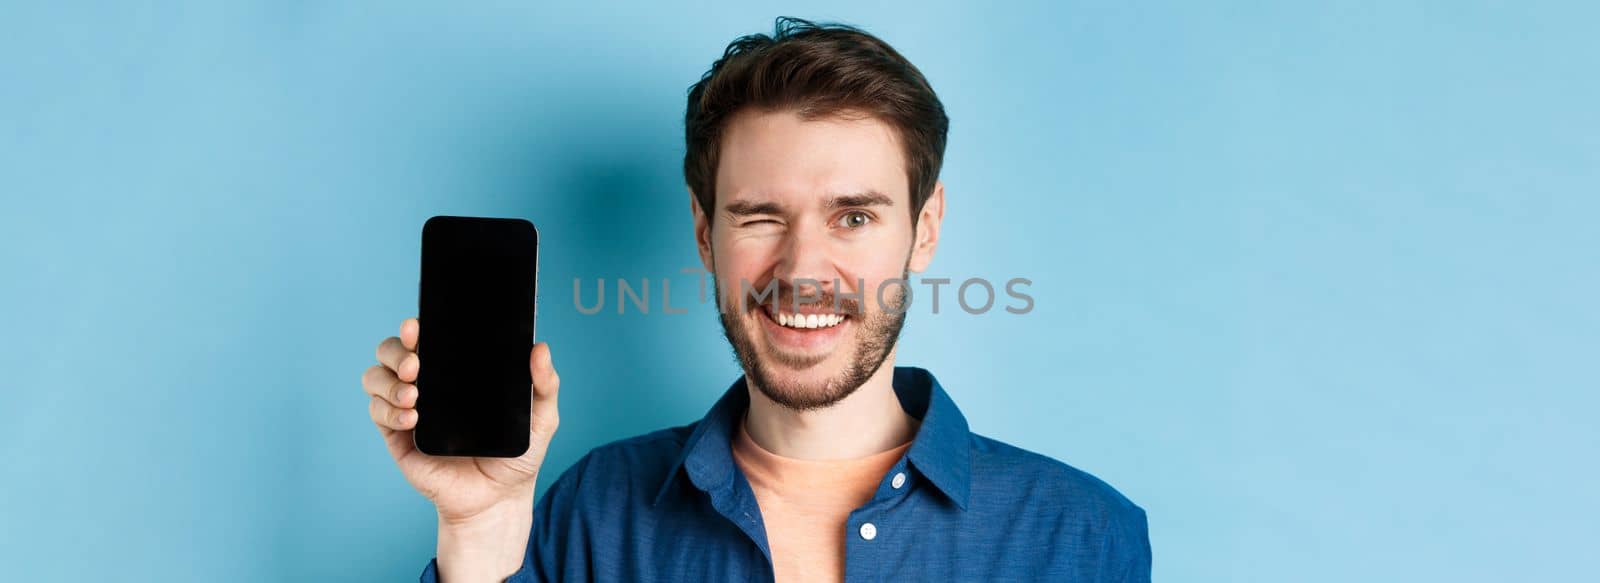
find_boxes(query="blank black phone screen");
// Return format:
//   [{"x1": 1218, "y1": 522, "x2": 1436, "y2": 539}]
[{"x1": 414, "y1": 216, "x2": 537, "y2": 457}]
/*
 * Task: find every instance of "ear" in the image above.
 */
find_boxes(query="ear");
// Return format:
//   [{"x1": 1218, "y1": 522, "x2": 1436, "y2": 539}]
[
  {"x1": 907, "y1": 181, "x2": 945, "y2": 273},
  {"x1": 690, "y1": 188, "x2": 714, "y2": 273}
]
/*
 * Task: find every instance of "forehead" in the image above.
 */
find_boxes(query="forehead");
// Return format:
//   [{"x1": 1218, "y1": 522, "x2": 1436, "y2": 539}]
[{"x1": 715, "y1": 109, "x2": 909, "y2": 207}]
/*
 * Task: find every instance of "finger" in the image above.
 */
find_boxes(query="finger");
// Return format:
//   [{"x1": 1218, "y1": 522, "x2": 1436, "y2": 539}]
[
  {"x1": 361, "y1": 363, "x2": 394, "y2": 399},
  {"x1": 376, "y1": 336, "x2": 406, "y2": 370},
  {"x1": 360, "y1": 382, "x2": 418, "y2": 464},
  {"x1": 362, "y1": 364, "x2": 418, "y2": 408},
  {"x1": 400, "y1": 318, "x2": 419, "y2": 351},
  {"x1": 396, "y1": 351, "x2": 419, "y2": 382},
  {"x1": 529, "y1": 342, "x2": 560, "y2": 437},
  {"x1": 369, "y1": 395, "x2": 417, "y2": 431},
  {"x1": 377, "y1": 336, "x2": 420, "y2": 383},
  {"x1": 391, "y1": 381, "x2": 418, "y2": 407}
]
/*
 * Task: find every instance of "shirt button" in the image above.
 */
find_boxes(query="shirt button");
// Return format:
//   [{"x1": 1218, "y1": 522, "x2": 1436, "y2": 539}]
[
  {"x1": 859, "y1": 522, "x2": 878, "y2": 540},
  {"x1": 891, "y1": 472, "x2": 906, "y2": 489}
]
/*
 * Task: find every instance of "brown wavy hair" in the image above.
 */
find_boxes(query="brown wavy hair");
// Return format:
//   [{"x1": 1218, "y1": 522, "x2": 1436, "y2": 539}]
[{"x1": 684, "y1": 17, "x2": 950, "y2": 224}]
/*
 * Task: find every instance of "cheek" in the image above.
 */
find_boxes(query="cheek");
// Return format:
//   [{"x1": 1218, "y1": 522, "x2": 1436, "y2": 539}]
[
  {"x1": 714, "y1": 246, "x2": 769, "y2": 275},
  {"x1": 711, "y1": 241, "x2": 773, "y2": 300},
  {"x1": 835, "y1": 237, "x2": 911, "y2": 277},
  {"x1": 837, "y1": 257, "x2": 912, "y2": 310}
]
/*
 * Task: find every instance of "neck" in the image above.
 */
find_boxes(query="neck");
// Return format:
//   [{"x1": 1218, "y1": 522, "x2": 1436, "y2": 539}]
[{"x1": 743, "y1": 351, "x2": 917, "y2": 460}]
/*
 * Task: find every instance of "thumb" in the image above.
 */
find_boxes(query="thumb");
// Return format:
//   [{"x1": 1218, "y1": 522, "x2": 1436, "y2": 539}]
[{"x1": 528, "y1": 342, "x2": 560, "y2": 442}]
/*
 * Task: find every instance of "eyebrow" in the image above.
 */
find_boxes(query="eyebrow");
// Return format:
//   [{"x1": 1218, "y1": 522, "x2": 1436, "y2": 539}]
[
  {"x1": 825, "y1": 190, "x2": 895, "y2": 210},
  {"x1": 723, "y1": 200, "x2": 784, "y2": 217},
  {"x1": 722, "y1": 190, "x2": 895, "y2": 217}
]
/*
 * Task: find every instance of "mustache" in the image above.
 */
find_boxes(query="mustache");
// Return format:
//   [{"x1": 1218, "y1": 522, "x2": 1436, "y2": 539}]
[{"x1": 736, "y1": 280, "x2": 866, "y2": 315}]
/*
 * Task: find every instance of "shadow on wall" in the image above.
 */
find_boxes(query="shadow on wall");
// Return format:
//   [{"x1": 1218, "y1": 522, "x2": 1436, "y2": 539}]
[{"x1": 526, "y1": 148, "x2": 722, "y2": 494}]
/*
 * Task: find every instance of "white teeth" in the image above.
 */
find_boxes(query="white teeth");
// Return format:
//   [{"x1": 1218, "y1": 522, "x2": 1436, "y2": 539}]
[{"x1": 773, "y1": 311, "x2": 846, "y2": 329}]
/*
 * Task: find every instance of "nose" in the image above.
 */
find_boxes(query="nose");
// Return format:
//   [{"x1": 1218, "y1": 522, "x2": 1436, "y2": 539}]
[{"x1": 773, "y1": 224, "x2": 835, "y2": 298}]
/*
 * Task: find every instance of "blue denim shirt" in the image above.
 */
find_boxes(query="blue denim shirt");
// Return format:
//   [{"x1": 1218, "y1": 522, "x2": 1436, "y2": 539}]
[{"x1": 421, "y1": 367, "x2": 1151, "y2": 582}]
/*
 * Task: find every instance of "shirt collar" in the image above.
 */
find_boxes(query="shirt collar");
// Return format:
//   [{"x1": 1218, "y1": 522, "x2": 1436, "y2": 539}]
[{"x1": 653, "y1": 366, "x2": 972, "y2": 510}]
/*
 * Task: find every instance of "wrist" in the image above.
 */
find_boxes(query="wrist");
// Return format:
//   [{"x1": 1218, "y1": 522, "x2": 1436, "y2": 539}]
[{"x1": 436, "y1": 490, "x2": 536, "y2": 583}]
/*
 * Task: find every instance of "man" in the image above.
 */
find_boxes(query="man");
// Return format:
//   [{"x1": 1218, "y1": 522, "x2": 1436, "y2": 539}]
[{"x1": 361, "y1": 17, "x2": 1151, "y2": 582}]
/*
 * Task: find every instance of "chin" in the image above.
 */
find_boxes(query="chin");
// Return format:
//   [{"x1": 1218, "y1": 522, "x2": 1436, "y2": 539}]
[
  {"x1": 745, "y1": 344, "x2": 871, "y2": 411},
  {"x1": 720, "y1": 297, "x2": 898, "y2": 412},
  {"x1": 769, "y1": 355, "x2": 844, "y2": 385}
]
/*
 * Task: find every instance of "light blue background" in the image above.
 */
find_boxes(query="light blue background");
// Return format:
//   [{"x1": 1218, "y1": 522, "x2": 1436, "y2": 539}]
[{"x1": 3, "y1": 1, "x2": 1596, "y2": 581}]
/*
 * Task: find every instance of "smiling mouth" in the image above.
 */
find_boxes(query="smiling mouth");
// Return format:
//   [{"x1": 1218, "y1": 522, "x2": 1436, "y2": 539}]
[{"x1": 762, "y1": 305, "x2": 850, "y2": 329}]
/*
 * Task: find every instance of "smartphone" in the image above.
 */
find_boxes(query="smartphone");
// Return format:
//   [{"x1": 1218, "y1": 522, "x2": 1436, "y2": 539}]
[{"x1": 414, "y1": 215, "x2": 538, "y2": 457}]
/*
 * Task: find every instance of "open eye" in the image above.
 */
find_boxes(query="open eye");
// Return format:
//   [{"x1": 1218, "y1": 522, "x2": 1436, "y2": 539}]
[{"x1": 836, "y1": 210, "x2": 873, "y2": 229}]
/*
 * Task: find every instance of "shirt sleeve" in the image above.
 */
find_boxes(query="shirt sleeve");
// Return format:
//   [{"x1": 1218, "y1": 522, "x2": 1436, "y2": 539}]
[
  {"x1": 417, "y1": 453, "x2": 595, "y2": 583},
  {"x1": 1114, "y1": 505, "x2": 1152, "y2": 583}
]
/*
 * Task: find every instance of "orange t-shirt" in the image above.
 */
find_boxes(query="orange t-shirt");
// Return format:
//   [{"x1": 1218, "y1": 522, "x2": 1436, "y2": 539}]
[{"x1": 731, "y1": 417, "x2": 914, "y2": 583}]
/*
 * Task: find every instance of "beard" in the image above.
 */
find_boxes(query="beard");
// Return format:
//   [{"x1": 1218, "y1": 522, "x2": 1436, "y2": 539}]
[{"x1": 714, "y1": 266, "x2": 910, "y2": 412}]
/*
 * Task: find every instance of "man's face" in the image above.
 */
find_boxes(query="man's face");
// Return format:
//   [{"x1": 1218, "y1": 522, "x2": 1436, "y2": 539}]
[{"x1": 693, "y1": 109, "x2": 944, "y2": 411}]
